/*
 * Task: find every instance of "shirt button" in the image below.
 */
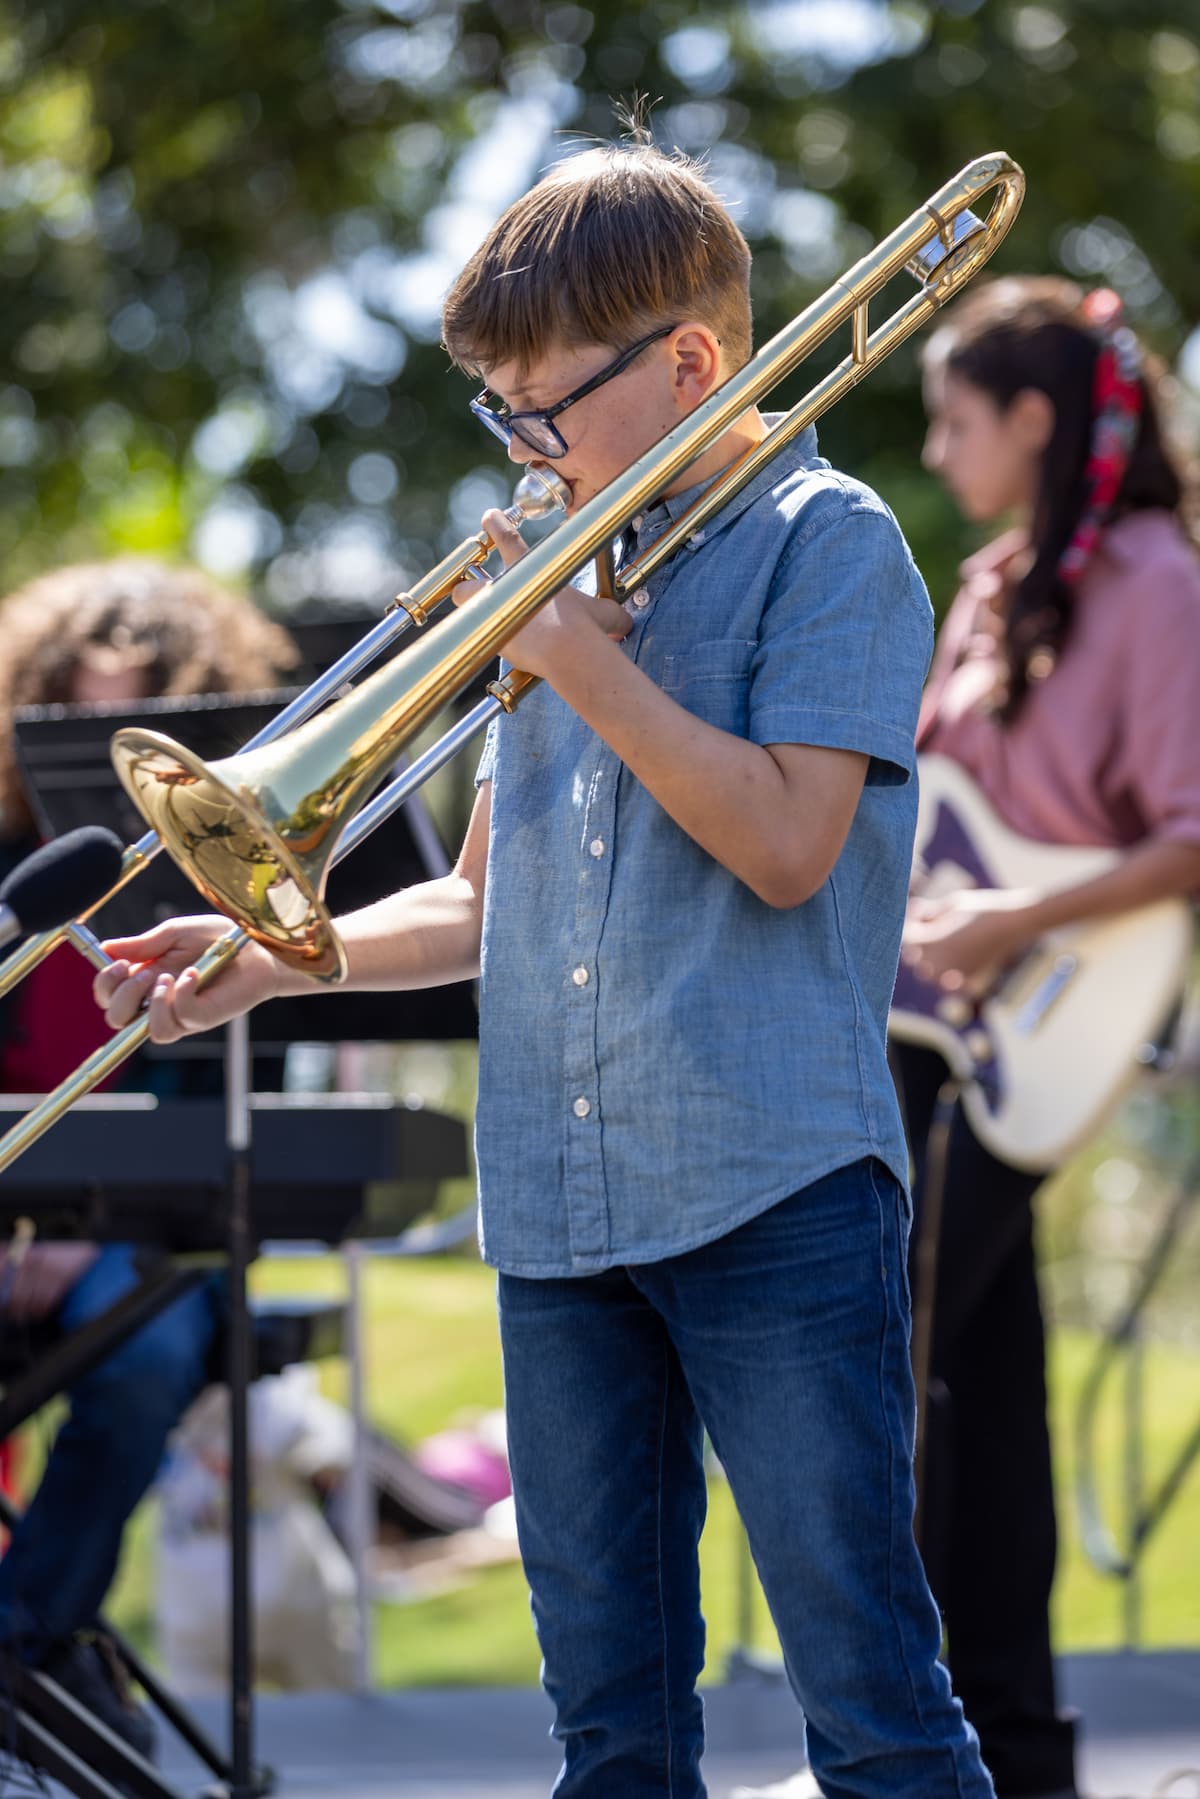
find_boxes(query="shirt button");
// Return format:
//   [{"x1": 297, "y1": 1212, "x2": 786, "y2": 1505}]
[
  {"x1": 572, "y1": 1096, "x2": 592, "y2": 1119},
  {"x1": 631, "y1": 587, "x2": 650, "y2": 609},
  {"x1": 572, "y1": 965, "x2": 589, "y2": 987},
  {"x1": 589, "y1": 838, "x2": 605, "y2": 858}
]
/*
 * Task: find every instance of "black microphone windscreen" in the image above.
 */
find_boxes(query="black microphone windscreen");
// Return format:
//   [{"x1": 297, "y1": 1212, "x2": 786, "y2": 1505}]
[{"x1": 0, "y1": 827, "x2": 126, "y2": 935}]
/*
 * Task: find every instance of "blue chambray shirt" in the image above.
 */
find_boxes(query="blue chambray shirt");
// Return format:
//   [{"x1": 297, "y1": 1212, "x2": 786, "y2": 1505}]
[{"x1": 473, "y1": 422, "x2": 933, "y2": 1278}]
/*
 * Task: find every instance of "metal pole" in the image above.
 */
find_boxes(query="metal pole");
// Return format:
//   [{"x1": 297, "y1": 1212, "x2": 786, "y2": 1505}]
[
  {"x1": 224, "y1": 1012, "x2": 257, "y2": 1796},
  {"x1": 344, "y1": 1241, "x2": 376, "y2": 1694}
]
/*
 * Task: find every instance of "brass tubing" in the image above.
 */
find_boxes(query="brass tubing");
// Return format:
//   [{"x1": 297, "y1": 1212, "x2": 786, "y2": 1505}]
[{"x1": 0, "y1": 694, "x2": 502, "y2": 1173}]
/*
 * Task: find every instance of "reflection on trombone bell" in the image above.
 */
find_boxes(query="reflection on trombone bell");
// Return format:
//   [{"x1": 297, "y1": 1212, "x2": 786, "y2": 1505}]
[{"x1": 0, "y1": 149, "x2": 1026, "y2": 1177}]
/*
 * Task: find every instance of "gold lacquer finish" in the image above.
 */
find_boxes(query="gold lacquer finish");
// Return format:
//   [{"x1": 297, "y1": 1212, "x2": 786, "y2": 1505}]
[{"x1": 110, "y1": 735, "x2": 347, "y2": 978}]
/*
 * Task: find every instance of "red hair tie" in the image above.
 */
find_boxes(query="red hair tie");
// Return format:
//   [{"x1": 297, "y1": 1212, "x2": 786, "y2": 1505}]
[{"x1": 1056, "y1": 288, "x2": 1144, "y2": 587}]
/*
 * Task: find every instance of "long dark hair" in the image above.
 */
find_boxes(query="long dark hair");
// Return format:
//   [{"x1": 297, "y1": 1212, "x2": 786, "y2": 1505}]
[{"x1": 923, "y1": 276, "x2": 1193, "y2": 721}]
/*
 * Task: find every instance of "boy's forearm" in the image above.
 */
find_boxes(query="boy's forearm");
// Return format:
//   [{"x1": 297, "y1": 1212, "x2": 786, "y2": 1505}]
[{"x1": 288, "y1": 873, "x2": 484, "y2": 995}]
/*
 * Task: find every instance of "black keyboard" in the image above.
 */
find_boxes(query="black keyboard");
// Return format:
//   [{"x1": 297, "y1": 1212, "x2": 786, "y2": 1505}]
[{"x1": 0, "y1": 1093, "x2": 469, "y2": 1248}]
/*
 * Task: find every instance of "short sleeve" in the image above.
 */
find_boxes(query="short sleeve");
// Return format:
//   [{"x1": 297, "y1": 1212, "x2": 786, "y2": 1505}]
[
  {"x1": 1117, "y1": 572, "x2": 1200, "y2": 844},
  {"x1": 748, "y1": 498, "x2": 934, "y2": 786},
  {"x1": 474, "y1": 716, "x2": 499, "y2": 788}
]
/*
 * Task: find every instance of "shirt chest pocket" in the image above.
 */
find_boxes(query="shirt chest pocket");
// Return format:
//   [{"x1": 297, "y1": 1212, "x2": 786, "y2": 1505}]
[{"x1": 659, "y1": 638, "x2": 756, "y2": 737}]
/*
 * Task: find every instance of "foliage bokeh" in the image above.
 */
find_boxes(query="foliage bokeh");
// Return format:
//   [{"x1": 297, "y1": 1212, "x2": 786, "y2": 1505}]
[{"x1": 3, "y1": 0, "x2": 1200, "y2": 626}]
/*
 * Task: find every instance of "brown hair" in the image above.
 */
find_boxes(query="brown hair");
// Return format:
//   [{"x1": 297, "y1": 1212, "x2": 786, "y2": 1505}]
[
  {"x1": 0, "y1": 559, "x2": 298, "y2": 833},
  {"x1": 923, "y1": 275, "x2": 1194, "y2": 721},
  {"x1": 441, "y1": 140, "x2": 753, "y2": 377}
]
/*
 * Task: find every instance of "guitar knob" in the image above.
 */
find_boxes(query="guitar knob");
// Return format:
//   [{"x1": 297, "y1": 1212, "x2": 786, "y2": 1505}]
[
  {"x1": 965, "y1": 1028, "x2": 992, "y2": 1063},
  {"x1": 935, "y1": 994, "x2": 973, "y2": 1028}
]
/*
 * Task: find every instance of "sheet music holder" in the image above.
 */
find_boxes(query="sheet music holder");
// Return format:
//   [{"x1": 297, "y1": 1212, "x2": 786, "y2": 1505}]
[{"x1": 13, "y1": 687, "x2": 479, "y2": 1049}]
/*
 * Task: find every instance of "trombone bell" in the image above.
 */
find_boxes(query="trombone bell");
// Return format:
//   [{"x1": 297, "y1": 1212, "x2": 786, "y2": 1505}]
[{"x1": 110, "y1": 732, "x2": 347, "y2": 981}]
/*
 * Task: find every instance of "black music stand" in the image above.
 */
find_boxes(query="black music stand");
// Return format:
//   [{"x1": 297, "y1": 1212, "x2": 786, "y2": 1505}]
[{"x1": 10, "y1": 688, "x2": 478, "y2": 1797}]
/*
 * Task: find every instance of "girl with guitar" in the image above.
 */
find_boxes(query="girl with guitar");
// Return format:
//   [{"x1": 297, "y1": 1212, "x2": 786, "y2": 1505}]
[{"x1": 897, "y1": 277, "x2": 1200, "y2": 1799}]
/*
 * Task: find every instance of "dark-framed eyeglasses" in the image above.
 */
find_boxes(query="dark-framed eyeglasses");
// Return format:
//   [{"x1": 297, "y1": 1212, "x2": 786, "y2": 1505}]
[{"x1": 469, "y1": 324, "x2": 679, "y2": 459}]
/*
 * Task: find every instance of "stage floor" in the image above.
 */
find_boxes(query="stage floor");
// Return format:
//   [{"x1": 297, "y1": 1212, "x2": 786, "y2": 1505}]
[{"x1": 145, "y1": 1650, "x2": 1200, "y2": 1798}]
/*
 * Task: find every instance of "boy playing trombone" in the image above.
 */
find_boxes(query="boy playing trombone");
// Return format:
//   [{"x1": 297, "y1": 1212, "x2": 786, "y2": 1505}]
[{"x1": 98, "y1": 134, "x2": 994, "y2": 1799}]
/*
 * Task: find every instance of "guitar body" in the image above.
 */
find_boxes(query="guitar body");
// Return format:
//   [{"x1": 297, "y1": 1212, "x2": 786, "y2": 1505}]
[{"x1": 890, "y1": 755, "x2": 1194, "y2": 1171}]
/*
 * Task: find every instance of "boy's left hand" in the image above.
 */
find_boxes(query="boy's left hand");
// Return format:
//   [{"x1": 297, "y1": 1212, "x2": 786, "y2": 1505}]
[
  {"x1": 452, "y1": 508, "x2": 631, "y2": 681},
  {"x1": 900, "y1": 886, "x2": 1037, "y2": 992}
]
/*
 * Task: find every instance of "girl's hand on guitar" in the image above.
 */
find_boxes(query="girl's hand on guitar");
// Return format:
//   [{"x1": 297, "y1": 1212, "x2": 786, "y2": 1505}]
[{"x1": 901, "y1": 887, "x2": 1037, "y2": 992}]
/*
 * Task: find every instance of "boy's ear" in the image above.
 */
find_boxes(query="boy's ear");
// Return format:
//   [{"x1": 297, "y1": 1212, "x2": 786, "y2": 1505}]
[{"x1": 671, "y1": 324, "x2": 723, "y2": 399}]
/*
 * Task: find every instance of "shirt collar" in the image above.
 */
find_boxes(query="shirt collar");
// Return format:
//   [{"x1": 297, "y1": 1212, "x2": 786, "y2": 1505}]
[{"x1": 632, "y1": 417, "x2": 822, "y2": 553}]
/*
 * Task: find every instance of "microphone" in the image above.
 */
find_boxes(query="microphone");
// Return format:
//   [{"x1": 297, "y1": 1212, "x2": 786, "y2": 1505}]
[{"x1": 0, "y1": 827, "x2": 126, "y2": 950}]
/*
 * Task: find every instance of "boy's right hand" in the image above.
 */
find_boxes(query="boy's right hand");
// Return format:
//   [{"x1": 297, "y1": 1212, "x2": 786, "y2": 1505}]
[{"x1": 94, "y1": 915, "x2": 285, "y2": 1044}]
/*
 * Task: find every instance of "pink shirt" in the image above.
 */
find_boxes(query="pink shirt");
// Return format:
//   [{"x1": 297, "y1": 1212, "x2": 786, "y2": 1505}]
[{"x1": 917, "y1": 510, "x2": 1200, "y2": 850}]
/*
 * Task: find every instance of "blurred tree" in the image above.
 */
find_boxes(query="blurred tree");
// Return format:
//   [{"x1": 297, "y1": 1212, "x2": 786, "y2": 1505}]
[{"x1": 1, "y1": 0, "x2": 1198, "y2": 622}]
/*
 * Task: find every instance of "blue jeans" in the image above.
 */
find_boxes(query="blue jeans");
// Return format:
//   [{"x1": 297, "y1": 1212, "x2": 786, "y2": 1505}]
[
  {"x1": 0, "y1": 1246, "x2": 219, "y2": 1661},
  {"x1": 498, "y1": 1158, "x2": 994, "y2": 1799}
]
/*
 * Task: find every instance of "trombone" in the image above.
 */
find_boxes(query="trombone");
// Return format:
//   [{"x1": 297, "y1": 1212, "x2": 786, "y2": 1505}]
[{"x1": 0, "y1": 150, "x2": 1024, "y2": 1176}]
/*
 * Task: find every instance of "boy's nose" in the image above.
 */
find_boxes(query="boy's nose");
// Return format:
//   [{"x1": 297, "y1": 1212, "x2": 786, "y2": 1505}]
[{"x1": 507, "y1": 434, "x2": 539, "y2": 467}]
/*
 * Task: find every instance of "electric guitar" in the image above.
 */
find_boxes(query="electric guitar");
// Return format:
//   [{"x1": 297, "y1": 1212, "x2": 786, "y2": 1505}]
[{"x1": 889, "y1": 755, "x2": 1194, "y2": 1171}]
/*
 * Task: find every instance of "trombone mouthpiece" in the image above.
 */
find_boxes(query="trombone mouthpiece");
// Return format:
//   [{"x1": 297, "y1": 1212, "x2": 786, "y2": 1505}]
[{"x1": 513, "y1": 463, "x2": 571, "y2": 521}]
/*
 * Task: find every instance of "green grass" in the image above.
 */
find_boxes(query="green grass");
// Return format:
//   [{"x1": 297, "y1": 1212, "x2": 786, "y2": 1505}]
[{"x1": 58, "y1": 1250, "x2": 1194, "y2": 1688}]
